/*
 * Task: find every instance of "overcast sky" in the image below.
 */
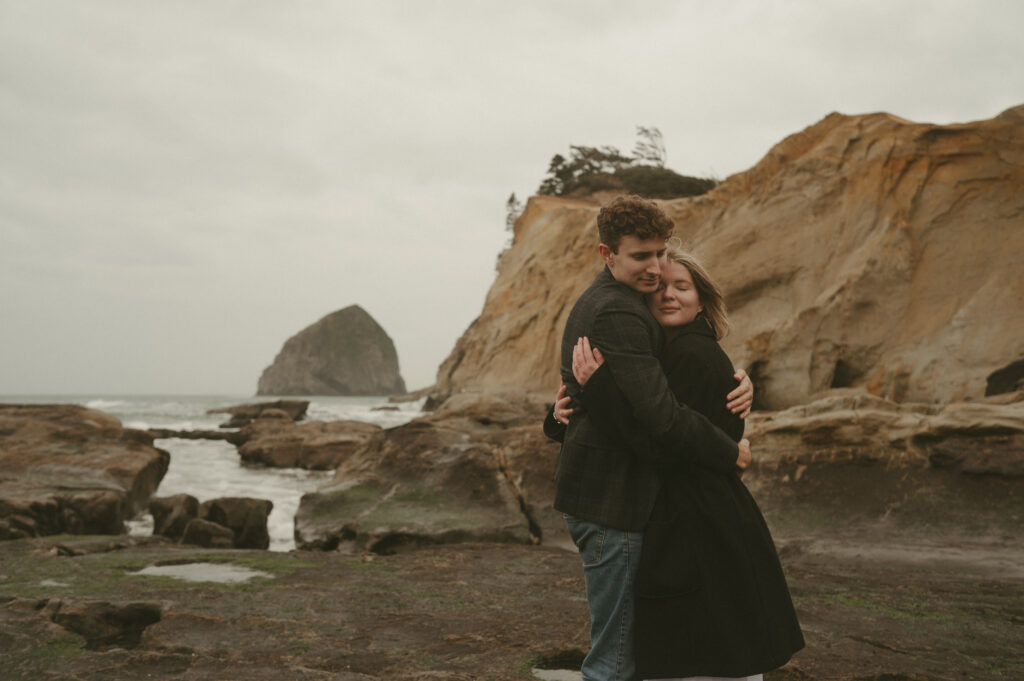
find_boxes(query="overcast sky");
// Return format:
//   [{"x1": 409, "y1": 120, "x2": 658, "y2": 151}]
[{"x1": 1, "y1": 0, "x2": 1021, "y2": 396}]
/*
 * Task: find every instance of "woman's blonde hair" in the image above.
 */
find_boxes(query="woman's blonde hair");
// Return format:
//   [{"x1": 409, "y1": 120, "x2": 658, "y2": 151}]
[{"x1": 665, "y1": 246, "x2": 729, "y2": 339}]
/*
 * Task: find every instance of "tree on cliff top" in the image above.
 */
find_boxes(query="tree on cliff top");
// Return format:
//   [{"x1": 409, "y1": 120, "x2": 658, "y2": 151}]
[
  {"x1": 536, "y1": 126, "x2": 715, "y2": 200},
  {"x1": 632, "y1": 126, "x2": 667, "y2": 167}
]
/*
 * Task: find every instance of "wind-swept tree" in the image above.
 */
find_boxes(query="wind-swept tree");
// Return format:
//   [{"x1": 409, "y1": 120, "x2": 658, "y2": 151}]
[
  {"x1": 505, "y1": 192, "x2": 522, "y2": 231},
  {"x1": 632, "y1": 126, "x2": 667, "y2": 167},
  {"x1": 537, "y1": 146, "x2": 634, "y2": 196},
  {"x1": 535, "y1": 127, "x2": 715, "y2": 200}
]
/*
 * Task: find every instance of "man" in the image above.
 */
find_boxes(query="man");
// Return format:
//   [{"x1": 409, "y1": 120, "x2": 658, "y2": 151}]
[{"x1": 549, "y1": 195, "x2": 752, "y2": 681}]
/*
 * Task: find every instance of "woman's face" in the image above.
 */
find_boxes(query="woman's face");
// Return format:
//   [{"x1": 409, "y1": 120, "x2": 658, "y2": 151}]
[{"x1": 647, "y1": 261, "x2": 703, "y2": 328}]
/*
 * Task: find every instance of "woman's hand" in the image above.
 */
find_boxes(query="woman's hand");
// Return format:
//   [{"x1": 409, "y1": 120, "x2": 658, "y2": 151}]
[
  {"x1": 553, "y1": 383, "x2": 573, "y2": 425},
  {"x1": 727, "y1": 369, "x2": 754, "y2": 419},
  {"x1": 572, "y1": 337, "x2": 605, "y2": 386}
]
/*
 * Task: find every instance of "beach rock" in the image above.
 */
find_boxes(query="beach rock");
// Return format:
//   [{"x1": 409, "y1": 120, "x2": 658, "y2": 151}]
[
  {"x1": 206, "y1": 399, "x2": 309, "y2": 428},
  {"x1": 199, "y1": 497, "x2": 274, "y2": 550},
  {"x1": 236, "y1": 419, "x2": 382, "y2": 470},
  {"x1": 295, "y1": 396, "x2": 536, "y2": 552},
  {"x1": 388, "y1": 384, "x2": 435, "y2": 404},
  {"x1": 735, "y1": 393, "x2": 1024, "y2": 530},
  {"x1": 50, "y1": 598, "x2": 162, "y2": 650},
  {"x1": 480, "y1": 423, "x2": 565, "y2": 548},
  {"x1": 429, "y1": 391, "x2": 541, "y2": 429},
  {"x1": 746, "y1": 392, "x2": 1024, "y2": 469},
  {"x1": 928, "y1": 433, "x2": 1024, "y2": 477},
  {"x1": 180, "y1": 518, "x2": 235, "y2": 549},
  {"x1": 149, "y1": 494, "x2": 199, "y2": 540},
  {"x1": 433, "y1": 105, "x2": 1024, "y2": 408},
  {"x1": 145, "y1": 427, "x2": 237, "y2": 442},
  {"x1": 257, "y1": 304, "x2": 406, "y2": 396},
  {"x1": 0, "y1": 405, "x2": 169, "y2": 540}
]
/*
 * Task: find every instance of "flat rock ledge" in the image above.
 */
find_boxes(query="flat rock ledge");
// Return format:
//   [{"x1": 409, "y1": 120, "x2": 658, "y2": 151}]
[
  {"x1": 237, "y1": 419, "x2": 383, "y2": 469},
  {"x1": 0, "y1": 405, "x2": 169, "y2": 540},
  {"x1": 206, "y1": 399, "x2": 310, "y2": 428}
]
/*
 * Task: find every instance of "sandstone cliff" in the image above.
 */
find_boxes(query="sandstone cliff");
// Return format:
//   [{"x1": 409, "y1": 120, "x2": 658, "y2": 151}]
[
  {"x1": 257, "y1": 305, "x2": 406, "y2": 396},
  {"x1": 436, "y1": 105, "x2": 1024, "y2": 408}
]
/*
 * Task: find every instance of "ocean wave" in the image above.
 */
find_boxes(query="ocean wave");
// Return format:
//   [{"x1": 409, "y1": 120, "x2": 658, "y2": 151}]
[{"x1": 85, "y1": 399, "x2": 128, "y2": 410}]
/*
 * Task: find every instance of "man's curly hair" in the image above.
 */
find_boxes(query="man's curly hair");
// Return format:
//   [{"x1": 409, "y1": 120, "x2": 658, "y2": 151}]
[{"x1": 596, "y1": 195, "x2": 675, "y2": 252}]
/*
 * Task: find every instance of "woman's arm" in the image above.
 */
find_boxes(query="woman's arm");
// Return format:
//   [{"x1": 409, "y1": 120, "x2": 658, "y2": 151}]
[
  {"x1": 661, "y1": 341, "x2": 745, "y2": 442},
  {"x1": 574, "y1": 335, "x2": 746, "y2": 466},
  {"x1": 542, "y1": 384, "x2": 571, "y2": 443}
]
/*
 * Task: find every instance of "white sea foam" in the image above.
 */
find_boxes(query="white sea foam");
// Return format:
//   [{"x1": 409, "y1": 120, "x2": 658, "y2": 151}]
[
  {"x1": 85, "y1": 399, "x2": 127, "y2": 410},
  {"x1": 136, "y1": 437, "x2": 334, "y2": 551}
]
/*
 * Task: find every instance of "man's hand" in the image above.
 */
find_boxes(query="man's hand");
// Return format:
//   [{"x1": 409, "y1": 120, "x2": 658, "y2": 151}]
[
  {"x1": 572, "y1": 336, "x2": 605, "y2": 386},
  {"x1": 727, "y1": 369, "x2": 754, "y2": 419},
  {"x1": 735, "y1": 438, "x2": 752, "y2": 472},
  {"x1": 553, "y1": 383, "x2": 573, "y2": 425}
]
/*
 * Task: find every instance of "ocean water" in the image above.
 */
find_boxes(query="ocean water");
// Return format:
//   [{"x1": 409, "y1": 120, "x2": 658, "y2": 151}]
[{"x1": 2, "y1": 394, "x2": 425, "y2": 551}]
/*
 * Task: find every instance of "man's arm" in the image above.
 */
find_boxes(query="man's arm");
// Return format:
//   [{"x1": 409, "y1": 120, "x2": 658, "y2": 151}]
[{"x1": 591, "y1": 306, "x2": 741, "y2": 474}]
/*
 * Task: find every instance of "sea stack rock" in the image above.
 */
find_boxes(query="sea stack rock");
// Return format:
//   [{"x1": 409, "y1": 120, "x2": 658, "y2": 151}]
[{"x1": 257, "y1": 305, "x2": 406, "y2": 396}]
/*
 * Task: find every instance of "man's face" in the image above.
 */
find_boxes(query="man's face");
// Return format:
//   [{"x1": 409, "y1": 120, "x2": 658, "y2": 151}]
[{"x1": 598, "y1": 235, "x2": 668, "y2": 294}]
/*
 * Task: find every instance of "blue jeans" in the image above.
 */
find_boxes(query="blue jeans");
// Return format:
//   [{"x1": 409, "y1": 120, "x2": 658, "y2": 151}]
[{"x1": 565, "y1": 514, "x2": 643, "y2": 681}]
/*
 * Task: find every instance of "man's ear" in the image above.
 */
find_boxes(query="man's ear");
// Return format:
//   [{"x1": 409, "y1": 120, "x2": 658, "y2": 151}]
[{"x1": 598, "y1": 243, "x2": 614, "y2": 265}]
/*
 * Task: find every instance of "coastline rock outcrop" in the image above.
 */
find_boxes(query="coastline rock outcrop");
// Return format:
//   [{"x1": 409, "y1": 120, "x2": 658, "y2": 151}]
[
  {"x1": 257, "y1": 305, "x2": 406, "y2": 396},
  {"x1": 236, "y1": 419, "x2": 382, "y2": 470},
  {"x1": 206, "y1": 399, "x2": 309, "y2": 428},
  {"x1": 196, "y1": 497, "x2": 274, "y2": 550},
  {"x1": 0, "y1": 405, "x2": 169, "y2": 540},
  {"x1": 739, "y1": 392, "x2": 1024, "y2": 531},
  {"x1": 151, "y1": 495, "x2": 273, "y2": 549},
  {"x1": 149, "y1": 494, "x2": 199, "y2": 540},
  {"x1": 295, "y1": 394, "x2": 552, "y2": 552},
  {"x1": 435, "y1": 105, "x2": 1024, "y2": 408}
]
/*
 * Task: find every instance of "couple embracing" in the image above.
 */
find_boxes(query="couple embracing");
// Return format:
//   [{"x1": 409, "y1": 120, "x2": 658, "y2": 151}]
[{"x1": 543, "y1": 195, "x2": 804, "y2": 681}]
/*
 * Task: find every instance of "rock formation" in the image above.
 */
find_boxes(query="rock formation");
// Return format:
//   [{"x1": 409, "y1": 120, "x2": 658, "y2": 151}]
[
  {"x1": 738, "y1": 392, "x2": 1024, "y2": 532},
  {"x1": 236, "y1": 419, "x2": 382, "y2": 469},
  {"x1": 149, "y1": 494, "x2": 199, "y2": 540},
  {"x1": 435, "y1": 105, "x2": 1024, "y2": 408},
  {"x1": 0, "y1": 405, "x2": 169, "y2": 540},
  {"x1": 47, "y1": 598, "x2": 163, "y2": 651},
  {"x1": 206, "y1": 399, "x2": 309, "y2": 428},
  {"x1": 193, "y1": 497, "x2": 274, "y2": 550},
  {"x1": 257, "y1": 305, "x2": 406, "y2": 396},
  {"x1": 150, "y1": 494, "x2": 273, "y2": 549},
  {"x1": 294, "y1": 393, "x2": 555, "y2": 552}
]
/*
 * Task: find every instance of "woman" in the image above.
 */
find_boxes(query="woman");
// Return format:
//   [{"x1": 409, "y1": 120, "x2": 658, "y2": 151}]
[{"x1": 551, "y1": 248, "x2": 803, "y2": 680}]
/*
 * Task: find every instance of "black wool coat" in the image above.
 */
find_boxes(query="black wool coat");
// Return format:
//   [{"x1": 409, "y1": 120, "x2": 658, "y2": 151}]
[{"x1": 578, "y1": 317, "x2": 805, "y2": 678}]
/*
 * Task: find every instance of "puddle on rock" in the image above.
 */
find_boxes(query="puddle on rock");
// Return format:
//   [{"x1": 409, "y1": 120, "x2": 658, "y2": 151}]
[
  {"x1": 532, "y1": 670, "x2": 581, "y2": 681},
  {"x1": 131, "y1": 562, "x2": 271, "y2": 583}
]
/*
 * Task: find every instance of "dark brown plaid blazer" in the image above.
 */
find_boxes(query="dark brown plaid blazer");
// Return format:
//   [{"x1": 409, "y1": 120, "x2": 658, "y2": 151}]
[{"x1": 553, "y1": 267, "x2": 739, "y2": 531}]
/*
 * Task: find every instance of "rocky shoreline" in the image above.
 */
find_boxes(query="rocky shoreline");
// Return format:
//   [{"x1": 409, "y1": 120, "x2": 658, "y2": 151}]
[
  {"x1": 0, "y1": 404, "x2": 169, "y2": 540},
  {"x1": 1, "y1": 392, "x2": 1022, "y2": 679}
]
